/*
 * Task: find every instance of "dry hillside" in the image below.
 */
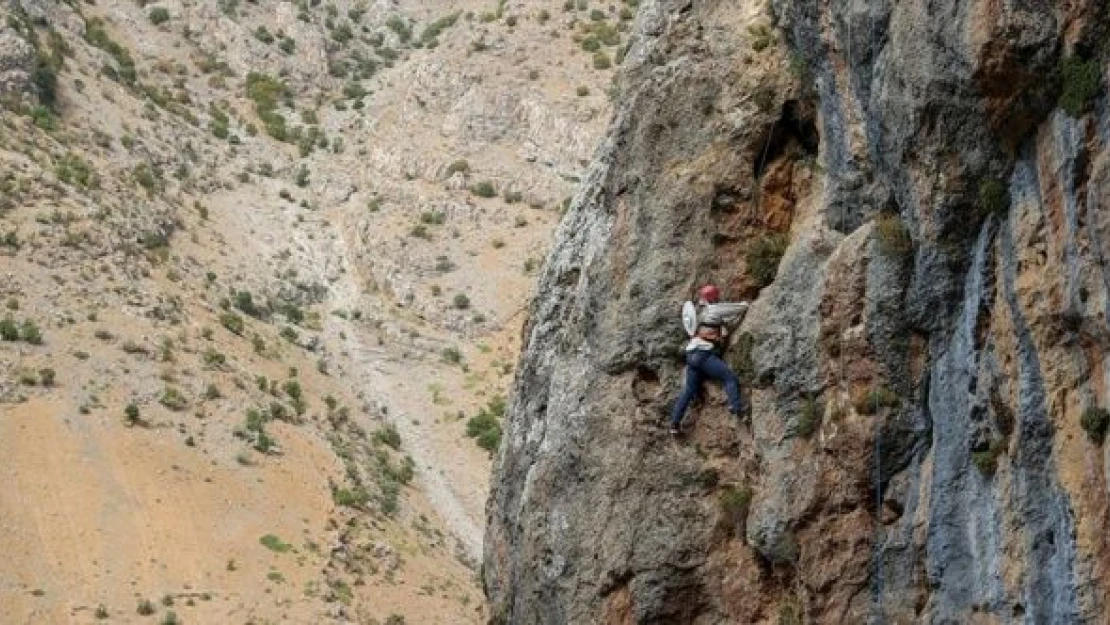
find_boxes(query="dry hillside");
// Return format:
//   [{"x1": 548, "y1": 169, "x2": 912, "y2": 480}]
[{"x1": 0, "y1": 0, "x2": 630, "y2": 622}]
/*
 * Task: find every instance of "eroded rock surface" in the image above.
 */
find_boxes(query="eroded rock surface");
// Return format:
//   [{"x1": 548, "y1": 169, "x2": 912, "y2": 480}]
[{"x1": 485, "y1": 0, "x2": 1110, "y2": 622}]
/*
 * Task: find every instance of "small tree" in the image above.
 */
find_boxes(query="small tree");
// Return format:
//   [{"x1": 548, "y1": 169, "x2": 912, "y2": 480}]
[
  {"x1": 220, "y1": 312, "x2": 245, "y2": 335},
  {"x1": 124, "y1": 403, "x2": 141, "y2": 426},
  {"x1": 148, "y1": 7, "x2": 170, "y2": 24},
  {"x1": 20, "y1": 320, "x2": 42, "y2": 344},
  {"x1": 136, "y1": 599, "x2": 155, "y2": 615},
  {"x1": 0, "y1": 317, "x2": 19, "y2": 341},
  {"x1": 1081, "y1": 407, "x2": 1110, "y2": 444},
  {"x1": 747, "y1": 233, "x2": 788, "y2": 286},
  {"x1": 469, "y1": 181, "x2": 496, "y2": 198}
]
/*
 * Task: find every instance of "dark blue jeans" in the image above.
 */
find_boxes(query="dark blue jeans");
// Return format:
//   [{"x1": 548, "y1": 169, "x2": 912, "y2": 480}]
[{"x1": 671, "y1": 349, "x2": 743, "y2": 427}]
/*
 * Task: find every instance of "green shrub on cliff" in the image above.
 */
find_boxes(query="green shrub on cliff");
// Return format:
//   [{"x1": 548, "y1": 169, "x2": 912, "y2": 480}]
[
  {"x1": 466, "y1": 396, "x2": 505, "y2": 454},
  {"x1": 148, "y1": 7, "x2": 170, "y2": 25},
  {"x1": 1058, "y1": 55, "x2": 1101, "y2": 117},
  {"x1": 971, "y1": 439, "x2": 1006, "y2": 475},
  {"x1": 978, "y1": 178, "x2": 1009, "y2": 216},
  {"x1": 1081, "y1": 407, "x2": 1110, "y2": 444},
  {"x1": 136, "y1": 599, "x2": 156, "y2": 615},
  {"x1": 470, "y1": 180, "x2": 496, "y2": 197},
  {"x1": 748, "y1": 23, "x2": 774, "y2": 52},
  {"x1": 0, "y1": 317, "x2": 20, "y2": 341},
  {"x1": 718, "y1": 485, "x2": 752, "y2": 535},
  {"x1": 747, "y1": 233, "x2": 788, "y2": 286},
  {"x1": 778, "y1": 598, "x2": 803, "y2": 625},
  {"x1": 874, "y1": 213, "x2": 912, "y2": 256},
  {"x1": 374, "y1": 424, "x2": 402, "y2": 450},
  {"x1": 796, "y1": 395, "x2": 821, "y2": 438},
  {"x1": 728, "y1": 332, "x2": 757, "y2": 385},
  {"x1": 853, "y1": 385, "x2": 899, "y2": 415}
]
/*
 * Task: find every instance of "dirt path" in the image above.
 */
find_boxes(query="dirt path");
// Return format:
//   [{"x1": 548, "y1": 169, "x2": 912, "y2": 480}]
[
  {"x1": 324, "y1": 223, "x2": 488, "y2": 562},
  {"x1": 205, "y1": 177, "x2": 494, "y2": 565}
]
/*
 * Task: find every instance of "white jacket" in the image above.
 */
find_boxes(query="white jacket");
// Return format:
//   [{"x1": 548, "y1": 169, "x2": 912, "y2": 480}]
[{"x1": 686, "y1": 301, "x2": 749, "y2": 352}]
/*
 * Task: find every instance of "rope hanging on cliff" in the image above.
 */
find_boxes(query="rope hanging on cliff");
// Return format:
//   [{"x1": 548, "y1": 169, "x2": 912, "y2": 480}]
[
  {"x1": 752, "y1": 119, "x2": 778, "y2": 227},
  {"x1": 835, "y1": 2, "x2": 889, "y2": 617},
  {"x1": 864, "y1": 0, "x2": 887, "y2": 616}
]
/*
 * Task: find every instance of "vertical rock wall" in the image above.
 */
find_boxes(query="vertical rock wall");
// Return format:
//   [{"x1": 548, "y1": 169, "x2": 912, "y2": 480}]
[{"x1": 485, "y1": 0, "x2": 1110, "y2": 622}]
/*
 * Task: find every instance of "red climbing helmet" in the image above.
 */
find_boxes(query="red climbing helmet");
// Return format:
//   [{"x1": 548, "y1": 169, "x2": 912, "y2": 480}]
[{"x1": 698, "y1": 284, "x2": 720, "y2": 303}]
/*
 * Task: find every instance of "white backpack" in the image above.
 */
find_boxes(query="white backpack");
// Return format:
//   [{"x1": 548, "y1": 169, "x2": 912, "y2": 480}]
[
  {"x1": 681, "y1": 301, "x2": 699, "y2": 337},
  {"x1": 681, "y1": 300, "x2": 749, "y2": 337}
]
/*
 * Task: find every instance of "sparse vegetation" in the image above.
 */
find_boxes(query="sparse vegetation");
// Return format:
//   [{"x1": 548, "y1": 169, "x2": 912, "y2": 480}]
[
  {"x1": 55, "y1": 152, "x2": 96, "y2": 188},
  {"x1": 246, "y1": 72, "x2": 291, "y2": 141},
  {"x1": 333, "y1": 485, "x2": 370, "y2": 508},
  {"x1": 386, "y1": 15, "x2": 413, "y2": 43},
  {"x1": 0, "y1": 0, "x2": 610, "y2": 612},
  {"x1": 86, "y1": 18, "x2": 138, "y2": 85}
]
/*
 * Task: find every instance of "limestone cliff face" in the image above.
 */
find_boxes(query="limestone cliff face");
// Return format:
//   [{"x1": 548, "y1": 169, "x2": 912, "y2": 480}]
[{"x1": 484, "y1": 0, "x2": 1110, "y2": 623}]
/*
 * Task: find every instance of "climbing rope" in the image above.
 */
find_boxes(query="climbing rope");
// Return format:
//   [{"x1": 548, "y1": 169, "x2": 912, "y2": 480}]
[
  {"x1": 867, "y1": 0, "x2": 889, "y2": 619},
  {"x1": 834, "y1": 0, "x2": 890, "y2": 616},
  {"x1": 750, "y1": 117, "x2": 779, "y2": 231},
  {"x1": 873, "y1": 386, "x2": 885, "y2": 621}
]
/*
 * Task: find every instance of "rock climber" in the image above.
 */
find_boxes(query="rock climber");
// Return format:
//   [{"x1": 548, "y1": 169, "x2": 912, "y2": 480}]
[{"x1": 670, "y1": 284, "x2": 749, "y2": 435}]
